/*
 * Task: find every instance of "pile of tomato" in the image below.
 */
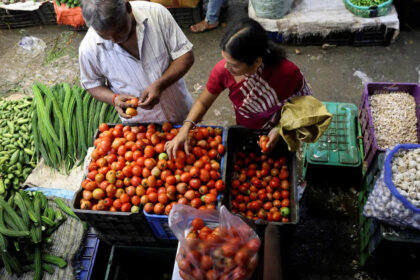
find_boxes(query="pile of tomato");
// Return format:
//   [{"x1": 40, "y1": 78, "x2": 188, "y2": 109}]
[
  {"x1": 229, "y1": 151, "x2": 291, "y2": 222},
  {"x1": 79, "y1": 123, "x2": 226, "y2": 214},
  {"x1": 177, "y1": 217, "x2": 260, "y2": 280}
]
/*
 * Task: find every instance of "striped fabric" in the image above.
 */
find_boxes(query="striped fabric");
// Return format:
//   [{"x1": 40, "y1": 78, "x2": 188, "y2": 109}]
[{"x1": 79, "y1": 1, "x2": 193, "y2": 124}]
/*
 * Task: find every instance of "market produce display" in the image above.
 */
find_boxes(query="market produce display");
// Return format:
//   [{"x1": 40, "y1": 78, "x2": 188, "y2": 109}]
[
  {"x1": 228, "y1": 136, "x2": 291, "y2": 222},
  {"x1": 349, "y1": 0, "x2": 388, "y2": 6},
  {"x1": 32, "y1": 83, "x2": 119, "y2": 174},
  {"x1": 391, "y1": 148, "x2": 420, "y2": 207},
  {"x1": 0, "y1": 191, "x2": 69, "y2": 279},
  {"x1": 78, "y1": 123, "x2": 226, "y2": 214},
  {"x1": 55, "y1": 0, "x2": 80, "y2": 8},
  {"x1": 0, "y1": 97, "x2": 36, "y2": 198},
  {"x1": 171, "y1": 205, "x2": 260, "y2": 280},
  {"x1": 369, "y1": 91, "x2": 418, "y2": 149}
]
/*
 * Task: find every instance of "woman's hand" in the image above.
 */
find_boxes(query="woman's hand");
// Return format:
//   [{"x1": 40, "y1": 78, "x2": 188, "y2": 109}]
[
  {"x1": 165, "y1": 127, "x2": 191, "y2": 160},
  {"x1": 114, "y1": 94, "x2": 138, "y2": 118},
  {"x1": 265, "y1": 128, "x2": 281, "y2": 153}
]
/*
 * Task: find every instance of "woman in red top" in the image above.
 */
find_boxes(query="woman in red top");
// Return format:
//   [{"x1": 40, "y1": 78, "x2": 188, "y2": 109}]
[{"x1": 165, "y1": 18, "x2": 311, "y2": 158}]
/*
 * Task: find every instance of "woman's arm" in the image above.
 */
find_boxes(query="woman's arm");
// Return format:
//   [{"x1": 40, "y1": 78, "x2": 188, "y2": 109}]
[{"x1": 165, "y1": 88, "x2": 219, "y2": 159}]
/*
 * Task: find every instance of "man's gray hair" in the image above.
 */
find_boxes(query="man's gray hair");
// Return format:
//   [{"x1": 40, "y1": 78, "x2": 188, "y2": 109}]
[{"x1": 81, "y1": 0, "x2": 127, "y2": 31}]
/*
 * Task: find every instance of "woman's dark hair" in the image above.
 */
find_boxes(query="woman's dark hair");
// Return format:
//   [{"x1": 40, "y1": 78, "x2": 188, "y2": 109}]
[{"x1": 220, "y1": 18, "x2": 285, "y2": 67}]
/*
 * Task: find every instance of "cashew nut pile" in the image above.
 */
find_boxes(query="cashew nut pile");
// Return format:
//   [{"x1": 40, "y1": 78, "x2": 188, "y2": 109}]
[
  {"x1": 369, "y1": 91, "x2": 418, "y2": 149},
  {"x1": 391, "y1": 149, "x2": 420, "y2": 208}
]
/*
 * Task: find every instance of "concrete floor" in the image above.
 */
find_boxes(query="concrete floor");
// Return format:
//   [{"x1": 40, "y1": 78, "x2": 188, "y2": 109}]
[{"x1": 1, "y1": 3, "x2": 420, "y2": 280}]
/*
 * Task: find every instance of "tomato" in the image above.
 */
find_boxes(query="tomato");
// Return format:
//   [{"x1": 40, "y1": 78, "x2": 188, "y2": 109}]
[
  {"x1": 82, "y1": 190, "x2": 93, "y2": 201},
  {"x1": 121, "y1": 202, "x2": 131, "y2": 212},
  {"x1": 279, "y1": 168, "x2": 289, "y2": 180},
  {"x1": 272, "y1": 211, "x2": 281, "y2": 221},
  {"x1": 131, "y1": 176, "x2": 141, "y2": 187},
  {"x1": 113, "y1": 199, "x2": 122, "y2": 209},
  {"x1": 144, "y1": 203, "x2": 154, "y2": 213},
  {"x1": 281, "y1": 190, "x2": 290, "y2": 199},
  {"x1": 203, "y1": 193, "x2": 217, "y2": 204},
  {"x1": 259, "y1": 135, "x2": 269, "y2": 153},
  {"x1": 200, "y1": 255, "x2": 212, "y2": 271},
  {"x1": 269, "y1": 177, "x2": 280, "y2": 189},
  {"x1": 148, "y1": 192, "x2": 158, "y2": 203},
  {"x1": 281, "y1": 180, "x2": 289, "y2": 189},
  {"x1": 158, "y1": 193, "x2": 169, "y2": 204},
  {"x1": 125, "y1": 107, "x2": 138, "y2": 116},
  {"x1": 191, "y1": 218, "x2": 204, "y2": 230},
  {"x1": 184, "y1": 190, "x2": 195, "y2": 200},
  {"x1": 154, "y1": 203, "x2": 165, "y2": 214},
  {"x1": 190, "y1": 198, "x2": 202, "y2": 208},
  {"x1": 189, "y1": 178, "x2": 201, "y2": 189},
  {"x1": 144, "y1": 145, "x2": 155, "y2": 158},
  {"x1": 80, "y1": 200, "x2": 92, "y2": 210}
]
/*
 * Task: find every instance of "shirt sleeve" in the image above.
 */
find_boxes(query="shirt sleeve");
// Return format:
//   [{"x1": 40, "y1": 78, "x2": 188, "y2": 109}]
[
  {"x1": 157, "y1": 6, "x2": 193, "y2": 60},
  {"x1": 79, "y1": 44, "x2": 106, "y2": 90},
  {"x1": 206, "y1": 60, "x2": 227, "y2": 95}
]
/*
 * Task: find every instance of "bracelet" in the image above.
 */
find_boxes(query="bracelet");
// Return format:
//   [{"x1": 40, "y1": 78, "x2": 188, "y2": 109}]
[
  {"x1": 183, "y1": 119, "x2": 196, "y2": 128},
  {"x1": 112, "y1": 94, "x2": 118, "y2": 107}
]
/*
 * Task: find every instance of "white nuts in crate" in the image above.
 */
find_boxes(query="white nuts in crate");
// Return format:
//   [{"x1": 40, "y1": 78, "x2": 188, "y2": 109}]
[
  {"x1": 392, "y1": 149, "x2": 420, "y2": 207},
  {"x1": 369, "y1": 92, "x2": 418, "y2": 150}
]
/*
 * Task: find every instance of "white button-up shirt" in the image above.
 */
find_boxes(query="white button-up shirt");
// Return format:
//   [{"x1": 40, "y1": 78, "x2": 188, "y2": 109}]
[{"x1": 79, "y1": 1, "x2": 193, "y2": 123}]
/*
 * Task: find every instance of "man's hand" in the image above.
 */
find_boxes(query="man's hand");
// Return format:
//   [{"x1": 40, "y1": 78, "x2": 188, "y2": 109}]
[
  {"x1": 265, "y1": 127, "x2": 281, "y2": 153},
  {"x1": 114, "y1": 94, "x2": 138, "y2": 118},
  {"x1": 138, "y1": 83, "x2": 162, "y2": 110}
]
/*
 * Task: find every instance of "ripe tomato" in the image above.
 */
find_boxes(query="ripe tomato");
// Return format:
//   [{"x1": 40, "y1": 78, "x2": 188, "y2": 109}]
[
  {"x1": 154, "y1": 203, "x2": 165, "y2": 214},
  {"x1": 144, "y1": 145, "x2": 155, "y2": 158},
  {"x1": 189, "y1": 178, "x2": 201, "y2": 189},
  {"x1": 281, "y1": 180, "x2": 289, "y2": 189},
  {"x1": 121, "y1": 202, "x2": 131, "y2": 212},
  {"x1": 191, "y1": 218, "x2": 204, "y2": 230},
  {"x1": 203, "y1": 193, "x2": 217, "y2": 204}
]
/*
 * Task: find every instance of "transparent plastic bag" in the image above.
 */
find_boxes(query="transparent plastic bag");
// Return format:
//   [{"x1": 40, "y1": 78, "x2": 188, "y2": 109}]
[{"x1": 169, "y1": 204, "x2": 261, "y2": 280}]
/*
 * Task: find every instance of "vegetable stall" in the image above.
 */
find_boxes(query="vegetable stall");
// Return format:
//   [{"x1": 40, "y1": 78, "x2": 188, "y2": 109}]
[{"x1": 0, "y1": 81, "x2": 419, "y2": 279}]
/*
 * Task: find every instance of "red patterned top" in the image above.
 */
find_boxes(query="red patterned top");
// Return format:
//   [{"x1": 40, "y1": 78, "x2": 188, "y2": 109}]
[{"x1": 206, "y1": 59, "x2": 312, "y2": 129}]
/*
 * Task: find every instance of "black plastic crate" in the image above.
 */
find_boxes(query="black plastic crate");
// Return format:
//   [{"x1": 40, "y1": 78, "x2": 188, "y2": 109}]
[
  {"x1": 104, "y1": 245, "x2": 176, "y2": 280},
  {"x1": 269, "y1": 24, "x2": 395, "y2": 47},
  {"x1": 222, "y1": 126, "x2": 298, "y2": 226},
  {"x1": 353, "y1": 25, "x2": 395, "y2": 47},
  {"x1": 168, "y1": 5, "x2": 202, "y2": 28},
  {"x1": 0, "y1": 7, "x2": 42, "y2": 29},
  {"x1": 38, "y1": 2, "x2": 57, "y2": 25},
  {"x1": 73, "y1": 190, "x2": 157, "y2": 245}
]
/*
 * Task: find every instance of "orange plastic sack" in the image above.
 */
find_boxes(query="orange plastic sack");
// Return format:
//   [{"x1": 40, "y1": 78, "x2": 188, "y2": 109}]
[
  {"x1": 53, "y1": 1, "x2": 85, "y2": 28},
  {"x1": 169, "y1": 205, "x2": 261, "y2": 280}
]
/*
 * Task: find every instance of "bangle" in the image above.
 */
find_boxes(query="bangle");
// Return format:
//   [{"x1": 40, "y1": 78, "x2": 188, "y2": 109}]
[
  {"x1": 183, "y1": 119, "x2": 196, "y2": 128},
  {"x1": 112, "y1": 94, "x2": 118, "y2": 107}
]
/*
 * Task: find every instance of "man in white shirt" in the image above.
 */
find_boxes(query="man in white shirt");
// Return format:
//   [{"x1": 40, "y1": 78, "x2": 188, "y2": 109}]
[{"x1": 79, "y1": 0, "x2": 194, "y2": 123}]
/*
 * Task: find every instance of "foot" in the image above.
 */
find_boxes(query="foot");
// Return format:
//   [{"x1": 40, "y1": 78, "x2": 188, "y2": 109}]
[{"x1": 190, "y1": 20, "x2": 219, "y2": 33}]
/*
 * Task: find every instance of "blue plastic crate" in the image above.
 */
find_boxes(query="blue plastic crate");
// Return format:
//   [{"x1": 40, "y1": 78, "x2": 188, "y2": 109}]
[
  {"x1": 77, "y1": 229, "x2": 101, "y2": 280},
  {"x1": 144, "y1": 125, "x2": 227, "y2": 241}
]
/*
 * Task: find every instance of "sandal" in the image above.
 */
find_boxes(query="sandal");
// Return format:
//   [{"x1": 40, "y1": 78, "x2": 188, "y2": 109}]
[{"x1": 190, "y1": 20, "x2": 219, "y2": 33}]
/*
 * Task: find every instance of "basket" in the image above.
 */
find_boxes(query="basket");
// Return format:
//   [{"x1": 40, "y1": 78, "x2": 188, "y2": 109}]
[
  {"x1": 0, "y1": 7, "x2": 42, "y2": 29},
  {"x1": 358, "y1": 82, "x2": 420, "y2": 172},
  {"x1": 302, "y1": 102, "x2": 362, "y2": 183},
  {"x1": 222, "y1": 126, "x2": 298, "y2": 226},
  {"x1": 358, "y1": 153, "x2": 420, "y2": 275},
  {"x1": 344, "y1": 0, "x2": 393, "y2": 17},
  {"x1": 144, "y1": 125, "x2": 227, "y2": 241}
]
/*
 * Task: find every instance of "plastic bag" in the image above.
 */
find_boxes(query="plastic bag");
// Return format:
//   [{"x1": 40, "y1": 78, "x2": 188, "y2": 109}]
[
  {"x1": 17, "y1": 36, "x2": 46, "y2": 58},
  {"x1": 169, "y1": 204, "x2": 260, "y2": 280},
  {"x1": 364, "y1": 144, "x2": 420, "y2": 230}
]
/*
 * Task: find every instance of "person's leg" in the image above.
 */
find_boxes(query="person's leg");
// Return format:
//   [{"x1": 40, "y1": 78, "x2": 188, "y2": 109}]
[
  {"x1": 190, "y1": 0, "x2": 224, "y2": 32},
  {"x1": 205, "y1": 0, "x2": 225, "y2": 24}
]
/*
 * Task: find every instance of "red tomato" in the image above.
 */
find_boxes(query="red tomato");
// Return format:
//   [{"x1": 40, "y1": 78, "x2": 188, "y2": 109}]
[
  {"x1": 121, "y1": 202, "x2": 131, "y2": 212},
  {"x1": 189, "y1": 178, "x2": 201, "y2": 189}
]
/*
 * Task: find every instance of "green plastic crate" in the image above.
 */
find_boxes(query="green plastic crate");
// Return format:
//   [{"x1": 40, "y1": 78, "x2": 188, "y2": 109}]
[{"x1": 303, "y1": 102, "x2": 362, "y2": 180}]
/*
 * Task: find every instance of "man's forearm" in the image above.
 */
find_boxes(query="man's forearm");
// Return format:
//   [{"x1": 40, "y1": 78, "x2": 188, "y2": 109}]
[
  {"x1": 154, "y1": 51, "x2": 194, "y2": 91},
  {"x1": 88, "y1": 86, "x2": 115, "y2": 105}
]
